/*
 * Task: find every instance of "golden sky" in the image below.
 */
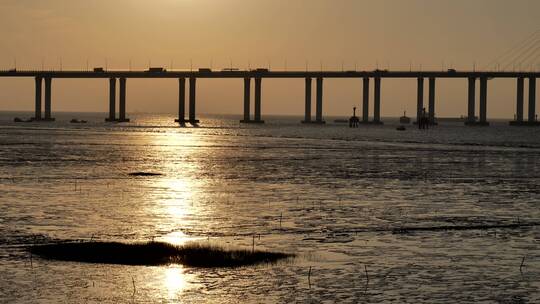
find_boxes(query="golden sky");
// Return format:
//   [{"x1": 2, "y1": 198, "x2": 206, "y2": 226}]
[{"x1": 0, "y1": 0, "x2": 539, "y2": 118}]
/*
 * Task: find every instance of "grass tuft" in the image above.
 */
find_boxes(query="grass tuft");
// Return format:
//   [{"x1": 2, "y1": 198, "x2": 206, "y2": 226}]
[{"x1": 29, "y1": 241, "x2": 293, "y2": 268}]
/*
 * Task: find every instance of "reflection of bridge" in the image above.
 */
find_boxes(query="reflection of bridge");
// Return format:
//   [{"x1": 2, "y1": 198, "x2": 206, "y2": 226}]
[{"x1": 1, "y1": 70, "x2": 539, "y2": 126}]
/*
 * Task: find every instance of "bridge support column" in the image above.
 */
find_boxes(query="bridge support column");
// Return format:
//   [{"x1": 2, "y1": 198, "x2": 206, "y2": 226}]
[
  {"x1": 175, "y1": 78, "x2": 186, "y2": 123},
  {"x1": 315, "y1": 77, "x2": 325, "y2": 124},
  {"x1": 415, "y1": 77, "x2": 424, "y2": 124},
  {"x1": 373, "y1": 77, "x2": 382, "y2": 124},
  {"x1": 254, "y1": 77, "x2": 264, "y2": 123},
  {"x1": 517, "y1": 77, "x2": 524, "y2": 122},
  {"x1": 510, "y1": 77, "x2": 525, "y2": 126},
  {"x1": 465, "y1": 77, "x2": 476, "y2": 125},
  {"x1": 478, "y1": 77, "x2": 489, "y2": 126},
  {"x1": 44, "y1": 77, "x2": 54, "y2": 121},
  {"x1": 34, "y1": 77, "x2": 42, "y2": 120},
  {"x1": 117, "y1": 78, "x2": 129, "y2": 122},
  {"x1": 362, "y1": 77, "x2": 369, "y2": 123},
  {"x1": 240, "y1": 77, "x2": 251, "y2": 123},
  {"x1": 106, "y1": 78, "x2": 116, "y2": 122},
  {"x1": 189, "y1": 77, "x2": 199, "y2": 124},
  {"x1": 529, "y1": 77, "x2": 537, "y2": 124},
  {"x1": 302, "y1": 77, "x2": 312, "y2": 123},
  {"x1": 428, "y1": 77, "x2": 437, "y2": 125}
]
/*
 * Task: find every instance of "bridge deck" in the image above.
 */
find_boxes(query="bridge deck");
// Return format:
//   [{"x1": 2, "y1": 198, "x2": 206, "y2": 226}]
[{"x1": 0, "y1": 70, "x2": 538, "y2": 78}]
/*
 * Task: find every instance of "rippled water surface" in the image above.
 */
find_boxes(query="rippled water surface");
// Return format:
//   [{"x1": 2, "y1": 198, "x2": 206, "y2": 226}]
[{"x1": 1, "y1": 112, "x2": 539, "y2": 303}]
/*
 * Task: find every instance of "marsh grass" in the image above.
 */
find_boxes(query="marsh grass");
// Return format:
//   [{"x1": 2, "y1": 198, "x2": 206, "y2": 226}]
[{"x1": 29, "y1": 241, "x2": 293, "y2": 267}]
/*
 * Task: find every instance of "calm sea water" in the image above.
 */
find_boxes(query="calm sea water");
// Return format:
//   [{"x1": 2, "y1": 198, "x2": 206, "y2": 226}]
[{"x1": 0, "y1": 112, "x2": 539, "y2": 303}]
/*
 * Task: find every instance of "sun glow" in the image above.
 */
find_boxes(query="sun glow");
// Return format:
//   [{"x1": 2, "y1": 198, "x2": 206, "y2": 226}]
[
  {"x1": 160, "y1": 230, "x2": 195, "y2": 246},
  {"x1": 148, "y1": 131, "x2": 208, "y2": 244},
  {"x1": 164, "y1": 266, "x2": 189, "y2": 298}
]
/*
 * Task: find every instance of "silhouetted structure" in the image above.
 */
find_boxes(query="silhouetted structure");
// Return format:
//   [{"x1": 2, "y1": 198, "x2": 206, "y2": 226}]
[
  {"x1": 418, "y1": 108, "x2": 430, "y2": 129},
  {"x1": 32, "y1": 77, "x2": 54, "y2": 121},
  {"x1": 349, "y1": 107, "x2": 359, "y2": 127},
  {"x1": 509, "y1": 77, "x2": 540, "y2": 125},
  {"x1": 240, "y1": 77, "x2": 263, "y2": 123},
  {"x1": 0, "y1": 69, "x2": 538, "y2": 126},
  {"x1": 400, "y1": 111, "x2": 411, "y2": 124}
]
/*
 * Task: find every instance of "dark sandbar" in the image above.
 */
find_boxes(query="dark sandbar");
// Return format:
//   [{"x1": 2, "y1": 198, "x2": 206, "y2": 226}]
[
  {"x1": 29, "y1": 241, "x2": 293, "y2": 267},
  {"x1": 128, "y1": 172, "x2": 163, "y2": 176}
]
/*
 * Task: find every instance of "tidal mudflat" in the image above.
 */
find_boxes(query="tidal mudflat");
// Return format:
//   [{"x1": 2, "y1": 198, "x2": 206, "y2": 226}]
[{"x1": 1, "y1": 113, "x2": 539, "y2": 303}]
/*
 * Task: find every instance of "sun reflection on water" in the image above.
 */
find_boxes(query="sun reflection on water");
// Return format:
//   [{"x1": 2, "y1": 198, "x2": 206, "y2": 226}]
[
  {"x1": 161, "y1": 178, "x2": 192, "y2": 219},
  {"x1": 146, "y1": 132, "x2": 208, "y2": 244},
  {"x1": 164, "y1": 265, "x2": 189, "y2": 298},
  {"x1": 159, "y1": 230, "x2": 195, "y2": 245}
]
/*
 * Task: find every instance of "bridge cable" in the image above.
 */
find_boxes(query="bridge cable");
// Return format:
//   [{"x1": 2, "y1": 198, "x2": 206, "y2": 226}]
[
  {"x1": 484, "y1": 29, "x2": 540, "y2": 70},
  {"x1": 500, "y1": 34, "x2": 540, "y2": 70},
  {"x1": 509, "y1": 38, "x2": 540, "y2": 70},
  {"x1": 518, "y1": 40, "x2": 540, "y2": 71},
  {"x1": 501, "y1": 35, "x2": 540, "y2": 71},
  {"x1": 515, "y1": 44, "x2": 540, "y2": 71},
  {"x1": 496, "y1": 30, "x2": 540, "y2": 69},
  {"x1": 527, "y1": 49, "x2": 540, "y2": 71}
]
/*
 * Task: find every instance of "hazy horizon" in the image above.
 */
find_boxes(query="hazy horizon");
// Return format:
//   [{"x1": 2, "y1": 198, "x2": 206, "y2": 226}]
[
  {"x1": 0, "y1": 108, "x2": 522, "y2": 120},
  {"x1": 1, "y1": 0, "x2": 539, "y2": 119}
]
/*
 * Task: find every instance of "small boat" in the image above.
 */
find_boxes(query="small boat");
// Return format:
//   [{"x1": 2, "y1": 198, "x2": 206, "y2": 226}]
[
  {"x1": 399, "y1": 111, "x2": 411, "y2": 124},
  {"x1": 70, "y1": 119, "x2": 88, "y2": 124},
  {"x1": 396, "y1": 125, "x2": 406, "y2": 131},
  {"x1": 13, "y1": 117, "x2": 23, "y2": 122}
]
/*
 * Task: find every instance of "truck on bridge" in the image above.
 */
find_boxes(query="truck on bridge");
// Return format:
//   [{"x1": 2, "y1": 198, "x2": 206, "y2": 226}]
[{"x1": 147, "y1": 67, "x2": 166, "y2": 72}]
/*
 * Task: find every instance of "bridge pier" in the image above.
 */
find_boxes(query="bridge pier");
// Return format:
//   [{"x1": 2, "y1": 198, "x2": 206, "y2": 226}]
[
  {"x1": 509, "y1": 77, "x2": 539, "y2": 126},
  {"x1": 478, "y1": 77, "x2": 489, "y2": 126},
  {"x1": 175, "y1": 78, "x2": 186, "y2": 123},
  {"x1": 33, "y1": 77, "x2": 42, "y2": 120},
  {"x1": 428, "y1": 77, "x2": 437, "y2": 125},
  {"x1": 302, "y1": 77, "x2": 312, "y2": 123},
  {"x1": 106, "y1": 78, "x2": 116, "y2": 122},
  {"x1": 517, "y1": 77, "x2": 524, "y2": 122},
  {"x1": 188, "y1": 77, "x2": 199, "y2": 124},
  {"x1": 373, "y1": 77, "x2": 383, "y2": 124},
  {"x1": 362, "y1": 77, "x2": 369, "y2": 123},
  {"x1": 315, "y1": 77, "x2": 325, "y2": 124},
  {"x1": 510, "y1": 78, "x2": 524, "y2": 125},
  {"x1": 117, "y1": 77, "x2": 129, "y2": 122},
  {"x1": 43, "y1": 77, "x2": 54, "y2": 121},
  {"x1": 465, "y1": 77, "x2": 476, "y2": 125},
  {"x1": 240, "y1": 77, "x2": 251, "y2": 123},
  {"x1": 528, "y1": 77, "x2": 538, "y2": 125},
  {"x1": 414, "y1": 77, "x2": 424, "y2": 124},
  {"x1": 240, "y1": 77, "x2": 264, "y2": 124},
  {"x1": 465, "y1": 77, "x2": 489, "y2": 126},
  {"x1": 254, "y1": 77, "x2": 263, "y2": 123}
]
